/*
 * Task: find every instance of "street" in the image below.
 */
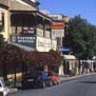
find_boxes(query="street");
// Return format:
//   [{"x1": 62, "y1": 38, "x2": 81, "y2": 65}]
[{"x1": 8, "y1": 74, "x2": 96, "y2": 96}]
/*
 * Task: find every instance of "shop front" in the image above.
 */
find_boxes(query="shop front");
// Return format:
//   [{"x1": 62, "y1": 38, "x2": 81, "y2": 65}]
[{"x1": 63, "y1": 55, "x2": 79, "y2": 76}]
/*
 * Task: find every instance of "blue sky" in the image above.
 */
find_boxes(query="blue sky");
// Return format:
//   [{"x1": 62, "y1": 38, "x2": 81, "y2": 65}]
[{"x1": 39, "y1": 0, "x2": 96, "y2": 25}]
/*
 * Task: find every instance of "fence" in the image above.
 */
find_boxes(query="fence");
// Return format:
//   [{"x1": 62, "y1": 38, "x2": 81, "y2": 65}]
[{"x1": 63, "y1": 59, "x2": 96, "y2": 76}]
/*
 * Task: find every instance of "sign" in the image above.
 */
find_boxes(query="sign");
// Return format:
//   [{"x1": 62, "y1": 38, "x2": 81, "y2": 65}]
[
  {"x1": 20, "y1": 27, "x2": 35, "y2": 35},
  {"x1": 51, "y1": 21, "x2": 65, "y2": 38},
  {"x1": 11, "y1": 35, "x2": 36, "y2": 48},
  {"x1": 37, "y1": 37, "x2": 57, "y2": 52},
  {"x1": 51, "y1": 21, "x2": 64, "y2": 29},
  {"x1": 58, "y1": 48, "x2": 70, "y2": 52},
  {"x1": 52, "y1": 29, "x2": 64, "y2": 39}
]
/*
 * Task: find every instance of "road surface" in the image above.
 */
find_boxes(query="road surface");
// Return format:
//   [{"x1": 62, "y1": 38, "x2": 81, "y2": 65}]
[{"x1": 8, "y1": 74, "x2": 96, "y2": 96}]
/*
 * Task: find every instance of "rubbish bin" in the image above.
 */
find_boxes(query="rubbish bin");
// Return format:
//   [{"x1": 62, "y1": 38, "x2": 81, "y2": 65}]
[{"x1": 0, "y1": 92, "x2": 3, "y2": 96}]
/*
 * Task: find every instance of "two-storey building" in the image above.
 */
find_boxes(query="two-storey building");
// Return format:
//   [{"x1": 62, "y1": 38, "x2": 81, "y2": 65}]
[{"x1": 0, "y1": 0, "x2": 57, "y2": 51}]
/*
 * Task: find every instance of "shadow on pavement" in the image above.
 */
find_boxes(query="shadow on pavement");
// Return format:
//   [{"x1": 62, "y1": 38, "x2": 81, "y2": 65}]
[{"x1": 79, "y1": 81, "x2": 96, "y2": 84}]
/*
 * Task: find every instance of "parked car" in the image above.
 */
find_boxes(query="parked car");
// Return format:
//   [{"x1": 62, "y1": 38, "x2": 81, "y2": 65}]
[
  {"x1": 22, "y1": 71, "x2": 52, "y2": 89},
  {"x1": 22, "y1": 73, "x2": 36, "y2": 89},
  {"x1": 0, "y1": 78, "x2": 10, "y2": 96},
  {"x1": 49, "y1": 71, "x2": 60, "y2": 85}
]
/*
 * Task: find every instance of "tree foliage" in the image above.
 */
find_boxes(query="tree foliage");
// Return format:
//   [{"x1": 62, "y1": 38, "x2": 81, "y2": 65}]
[
  {"x1": 64, "y1": 15, "x2": 96, "y2": 59},
  {"x1": 0, "y1": 44, "x2": 62, "y2": 80}
]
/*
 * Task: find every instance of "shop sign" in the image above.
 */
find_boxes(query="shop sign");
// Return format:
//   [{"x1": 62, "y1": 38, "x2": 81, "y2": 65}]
[
  {"x1": 51, "y1": 21, "x2": 64, "y2": 29},
  {"x1": 11, "y1": 35, "x2": 36, "y2": 47},
  {"x1": 20, "y1": 27, "x2": 35, "y2": 35},
  {"x1": 52, "y1": 29, "x2": 64, "y2": 39},
  {"x1": 51, "y1": 21, "x2": 65, "y2": 38},
  {"x1": 37, "y1": 37, "x2": 51, "y2": 48},
  {"x1": 36, "y1": 37, "x2": 57, "y2": 52}
]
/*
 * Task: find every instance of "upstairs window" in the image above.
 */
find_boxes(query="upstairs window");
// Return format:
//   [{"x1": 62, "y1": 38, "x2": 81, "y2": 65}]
[{"x1": 0, "y1": 12, "x2": 5, "y2": 32}]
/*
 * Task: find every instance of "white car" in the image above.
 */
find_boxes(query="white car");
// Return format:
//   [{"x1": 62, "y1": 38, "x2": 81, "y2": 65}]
[{"x1": 0, "y1": 78, "x2": 10, "y2": 96}]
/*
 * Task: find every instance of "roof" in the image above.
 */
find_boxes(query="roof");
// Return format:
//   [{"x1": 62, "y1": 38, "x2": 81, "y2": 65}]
[
  {"x1": 10, "y1": 10, "x2": 52, "y2": 21},
  {"x1": 22, "y1": 0, "x2": 38, "y2": 8},
  {"x1": 63, "y1": 55, "x2": 76, "y2": 60}
]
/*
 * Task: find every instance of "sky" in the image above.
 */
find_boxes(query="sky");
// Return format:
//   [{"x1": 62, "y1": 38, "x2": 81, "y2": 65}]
[{"x1": 39, "y1": 0, "x2": 96, "y2": 25}]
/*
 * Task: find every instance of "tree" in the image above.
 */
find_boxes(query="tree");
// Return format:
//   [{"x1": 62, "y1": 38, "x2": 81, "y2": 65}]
[
  {"x1": 0, "y1": 45, "x2": 62, "y2": 82},
  {"x1": 64, "y1": 15, "x2": 96, "y2": 59}
]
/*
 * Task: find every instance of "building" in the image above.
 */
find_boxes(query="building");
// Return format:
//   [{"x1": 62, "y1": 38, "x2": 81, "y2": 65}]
[
  {"x1": 0, "y1": 0, "x2": 57, "y2": 52},
  {"x1": 49, "y1": 14, "x2": 68, "y2": 52},
  {"x1": 49, "y1": 14, "x2": 64, "y2": 21}
]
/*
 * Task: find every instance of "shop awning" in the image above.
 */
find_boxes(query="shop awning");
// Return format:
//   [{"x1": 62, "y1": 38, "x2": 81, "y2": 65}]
[{"x1": 63, "y1": 55, "x2": 76, "y2": 60}]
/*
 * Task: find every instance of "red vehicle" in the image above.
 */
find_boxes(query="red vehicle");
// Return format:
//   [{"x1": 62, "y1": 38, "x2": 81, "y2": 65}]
[{"x1": 49, "y1": 71, "x2": 60, "y2": 85}]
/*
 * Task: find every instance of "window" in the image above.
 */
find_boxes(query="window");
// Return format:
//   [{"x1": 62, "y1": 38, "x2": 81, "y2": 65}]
[
  {"x1": 0, "y1": 82, "x2": 2, "y2": 87},
  {"x1": 0, "y1": 13, "x2": 5, "y2": 32}
]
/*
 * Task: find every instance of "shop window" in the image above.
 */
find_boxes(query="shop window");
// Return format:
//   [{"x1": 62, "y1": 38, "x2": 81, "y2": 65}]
[{"x1": 0, "y1": 13, "x2": 4, "y2": 32}]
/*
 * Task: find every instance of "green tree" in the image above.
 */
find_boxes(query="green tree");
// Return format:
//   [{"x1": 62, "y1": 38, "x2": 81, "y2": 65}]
[{"x1": 64, "y1": 15, "x2": 96, "y2": 59}]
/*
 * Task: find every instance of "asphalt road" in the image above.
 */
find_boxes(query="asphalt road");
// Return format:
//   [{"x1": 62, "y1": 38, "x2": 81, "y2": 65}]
[{"x1": 8, "y1": 74, "x2": 96, "y2": 96}]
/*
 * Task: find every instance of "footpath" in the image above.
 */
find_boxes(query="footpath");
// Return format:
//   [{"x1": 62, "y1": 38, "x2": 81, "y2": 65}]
[{"x1": 60, "y1": 72, "x2": 96, "y2": 82}]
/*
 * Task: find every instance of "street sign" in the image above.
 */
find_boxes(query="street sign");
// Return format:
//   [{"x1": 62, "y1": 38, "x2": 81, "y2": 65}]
[{"x1": 58, "y1": 48, "x2": 70, "y2": 52}]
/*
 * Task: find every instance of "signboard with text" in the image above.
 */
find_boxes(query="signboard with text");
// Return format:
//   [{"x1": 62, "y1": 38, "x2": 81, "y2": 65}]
[
  {"x1": 36, "y1": 37, "x2": 57, "y2": 52},
  {"x1": 11, "y1": 35, "x2": 36, "y2": 48},
  {"x1": 20, "y1": 27, "x2": 36, "y2": 35},
  {"x1": 51, "y1": 21, "x2": 64, "y2": 29},
  {"x1": 51, "y1": 21, "x2": 65, "y2": 39}
]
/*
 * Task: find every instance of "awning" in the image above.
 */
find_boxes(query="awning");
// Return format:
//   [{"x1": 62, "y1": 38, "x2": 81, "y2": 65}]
[{"x1": 63, "y1": 55, "x2": 76, "y2": 60}]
